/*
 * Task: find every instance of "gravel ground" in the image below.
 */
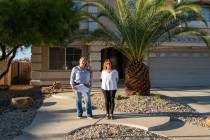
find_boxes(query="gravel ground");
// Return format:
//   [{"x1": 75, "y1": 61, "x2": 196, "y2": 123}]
[
  {"x1": 91, "y1": 93, "x2": 208, "y2": 127},
  {"x1": 0, "y1": 86, "x2": 43, "y2": 140},
  {"x1": 64, "y1": 124, "x2": 170, "y2": 140}
]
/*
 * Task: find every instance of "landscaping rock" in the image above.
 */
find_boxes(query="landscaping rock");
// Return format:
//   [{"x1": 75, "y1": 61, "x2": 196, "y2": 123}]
[
  {"x1": 64, "y1": 124, "x2": 170, "y2": 140},
  {"x1": 0, "y1": 99, "x2": 42, "y2": 140},
  {"x1": 52, "y1": 81, "x2": 62, "y2": 89},
  {"x1": 91, "y1": 93, "x2": 208, "y2": 128},
  {"x1": 11, "y1": 97, "x2": 34, "y2": 109},
  {"x1": 41, "y1": 86, "x2": 53, "y2": 94},
  {"x1": 206, "y1": 117, "x2": 210, "y2": 127},
  {"x1": 41, "y1": 81, "x2": 63, "y2": 95},
  {"x1": 0, "y1": 85, "x2": 9, "y2": 90}
]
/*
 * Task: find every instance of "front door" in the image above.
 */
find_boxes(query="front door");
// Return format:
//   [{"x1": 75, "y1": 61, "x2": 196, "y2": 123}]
[{"x1": 101, "y1": 48, "x2": 127, "y2": 83}]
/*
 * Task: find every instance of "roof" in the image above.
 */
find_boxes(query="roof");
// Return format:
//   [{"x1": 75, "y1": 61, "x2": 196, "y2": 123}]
[{"x1": 164, "y1": 36, "x2": 204, "y2": 44}]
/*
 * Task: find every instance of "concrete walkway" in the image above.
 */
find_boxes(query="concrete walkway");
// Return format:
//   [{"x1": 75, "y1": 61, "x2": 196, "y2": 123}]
[{"x1": 13, "y1": 88, "x2": 210, "y2": 140}]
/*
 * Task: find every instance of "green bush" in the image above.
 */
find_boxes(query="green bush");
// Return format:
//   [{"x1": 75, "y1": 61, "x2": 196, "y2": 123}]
[
  {"x1": 115, "y1": 95, "x2": 122, "y2": 100},
  {"x1": 155, "y1": 94, "x2": 162, "y2": 100}
]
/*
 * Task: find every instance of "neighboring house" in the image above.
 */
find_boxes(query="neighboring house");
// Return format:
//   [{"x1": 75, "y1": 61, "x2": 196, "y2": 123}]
[{"x1": 30, "y1": 0, "x2": 210, "y2": 88}]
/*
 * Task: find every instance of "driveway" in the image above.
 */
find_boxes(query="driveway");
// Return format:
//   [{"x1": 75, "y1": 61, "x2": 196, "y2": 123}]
[{"x1": 153, "y1": 88, "x2": 210, "y2": 114}]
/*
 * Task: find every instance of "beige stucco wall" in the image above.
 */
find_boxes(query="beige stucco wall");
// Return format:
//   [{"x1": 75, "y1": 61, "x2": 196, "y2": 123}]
[
  {"x1": 30, "y1": 41, "x2": 89, "y2": 86},
  {"x1": 30, "y1": 40, "x2": 210, "y2": 87},
  {"x1": 87, "y1": 41, "x2": 210, "y2": 87}
]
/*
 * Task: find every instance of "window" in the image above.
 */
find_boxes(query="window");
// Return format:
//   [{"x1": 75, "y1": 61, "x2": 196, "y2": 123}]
[
  {"x1": 202, "y1": 6, "x2": 210, "y2": 22},
  {"x1": 73, "y1": 0, "x2": 81, "y2": 10},
  {"x1": 49, "y1": 47, "x2": 81, "y2": 70},
  {"x1": 66, "y1": 48, "x2": 82, "y2": 69},
  {"x1": 88, "y1": 6, "x2": 98, "y2": 32},
  {"x1": 49, "y1": 48, "x2": 65, "y2": 70}
]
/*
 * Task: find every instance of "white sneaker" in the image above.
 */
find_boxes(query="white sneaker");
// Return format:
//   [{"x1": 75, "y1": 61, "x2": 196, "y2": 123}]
[
  {"x1": 87, "y1": 116, "x2": 94, "y2": 119},
  {"x1": 77, "y1": 114, "x2": 82, "y2": 119},
  {"x1": 77, "y1": 116, "x2": 82, "y2": 119}
]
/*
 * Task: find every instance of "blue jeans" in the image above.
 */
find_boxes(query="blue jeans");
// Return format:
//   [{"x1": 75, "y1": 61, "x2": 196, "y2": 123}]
[{"x1": 74, "y1": 90, "x2": 92, "y2": 117}]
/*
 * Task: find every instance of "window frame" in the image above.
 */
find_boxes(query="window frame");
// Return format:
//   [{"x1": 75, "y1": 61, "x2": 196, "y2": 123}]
[
  {"x1": 48, "y1": 47, "x2": 82, "y2": 71},
  {"x1": 202, "y1": 6, "x2": 210, "y2": 22}
]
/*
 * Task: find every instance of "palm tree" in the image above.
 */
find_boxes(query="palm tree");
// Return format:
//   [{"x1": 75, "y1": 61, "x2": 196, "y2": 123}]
[{"x1": 83, "y1": 0, "x2": 209, "y2": 96}]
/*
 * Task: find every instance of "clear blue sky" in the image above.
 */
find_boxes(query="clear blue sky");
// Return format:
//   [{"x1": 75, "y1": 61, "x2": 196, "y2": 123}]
[{"x1": 14, "y1": 46, "x2": 31, "y2": 60}]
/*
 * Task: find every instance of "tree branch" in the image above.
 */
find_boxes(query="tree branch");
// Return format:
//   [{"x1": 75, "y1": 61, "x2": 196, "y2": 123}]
[
  {"x1": 0, "y1": 42, "x2": 6, "y2": 60},
  {"x1": 0, "y1": 47, "x2": 18, "y2": 80},
  {"x1": 5, "y1": 46, "x2": 19, "y2": 58}
]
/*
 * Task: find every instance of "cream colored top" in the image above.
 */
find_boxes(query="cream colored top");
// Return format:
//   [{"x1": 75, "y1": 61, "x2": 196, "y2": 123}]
[{"x1": 101, "y1": 69, "x2": 119, "y2": 90}]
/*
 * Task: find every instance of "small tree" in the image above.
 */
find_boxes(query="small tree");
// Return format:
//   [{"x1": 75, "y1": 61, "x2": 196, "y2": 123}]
[{"x1": 0, "y1": 0, "x2": 80, "y2": 79}]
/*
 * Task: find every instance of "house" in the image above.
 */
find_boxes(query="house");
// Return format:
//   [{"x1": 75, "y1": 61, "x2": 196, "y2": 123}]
[{"x1": 30, "y1": 0, "x2": 210, "y2": 88}]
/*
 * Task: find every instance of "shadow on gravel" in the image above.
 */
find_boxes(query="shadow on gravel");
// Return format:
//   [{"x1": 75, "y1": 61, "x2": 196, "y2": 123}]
[
  {"x1": 112, "y1": 112, "x2": 208, "y2": 119},
  {"x1": 153, "y1": 87, "x2": 210, "y2": 91},
  {"x1": 171, "y1": 96, "x2": 210, "y2": 105}
]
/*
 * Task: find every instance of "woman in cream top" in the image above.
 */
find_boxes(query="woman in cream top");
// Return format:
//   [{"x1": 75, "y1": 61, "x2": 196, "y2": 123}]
[{"x1": 101, "y1": 59, "x2": 119, "y2": 119}]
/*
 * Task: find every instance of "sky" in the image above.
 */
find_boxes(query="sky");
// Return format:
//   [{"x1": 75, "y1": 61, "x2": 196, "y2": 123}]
[{"x1": 14, "y1": 46, "x2": 31, "y2": 60}]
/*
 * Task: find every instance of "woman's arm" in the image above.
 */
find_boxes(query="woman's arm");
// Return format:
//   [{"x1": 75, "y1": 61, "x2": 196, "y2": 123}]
[
  {"x1": 116, "y1": 70, "x2": 119, "y2": 82},
  {"x1": 100, "y1": 70, "x2": 103, "y2": 82}
]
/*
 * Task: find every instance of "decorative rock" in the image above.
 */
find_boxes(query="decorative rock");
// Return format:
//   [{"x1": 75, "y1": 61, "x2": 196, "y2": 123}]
[
  {"x1": 206, "y1": 117, "x2": 210, "y2": 127},
  {"x1": 11, "y1": 97, "x2": 34, "y2": 109},
  {"x1": 0, "y1": 85, "x2": 9, "y2": 90},
  {"x1": 64, "y1": 124, "x2": 170, "y2": 140},
  {"x1": 91, "y1": 93, "x2": 208, "y2": 128},
  {"x1": 1, "y1": 96, "x2": 42, "y2": 140},
  {"x1": 41, "y1": 81, "x2": 63, "y2": 95},
  {"x1": 52, "y1": 81, "x2": 62, "y2": 89},
  {"x1": 41, "y1": 86, "x2": 53, "y2": 94}
]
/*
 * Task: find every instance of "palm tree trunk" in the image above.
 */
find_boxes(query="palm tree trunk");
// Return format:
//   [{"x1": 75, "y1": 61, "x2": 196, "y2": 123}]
[{"x1": 125, "y1": 60, "x2": 150, "y2": 96}]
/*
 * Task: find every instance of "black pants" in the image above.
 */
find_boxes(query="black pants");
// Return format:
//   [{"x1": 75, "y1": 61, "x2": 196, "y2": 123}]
[{"x1": 102, "y1": 89, "x2": 117, "y2": 114}]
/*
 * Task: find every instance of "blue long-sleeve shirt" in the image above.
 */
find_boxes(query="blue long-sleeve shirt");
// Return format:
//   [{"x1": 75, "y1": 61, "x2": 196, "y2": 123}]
[{"x1": 70, "y1": 66, "x2": 92, "y2": 87}]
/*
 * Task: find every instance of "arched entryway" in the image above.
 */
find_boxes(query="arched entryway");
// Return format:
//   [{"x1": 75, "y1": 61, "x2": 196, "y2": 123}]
[{"x1": 101, "y1": 48, "x2": 127, "y2": 84}]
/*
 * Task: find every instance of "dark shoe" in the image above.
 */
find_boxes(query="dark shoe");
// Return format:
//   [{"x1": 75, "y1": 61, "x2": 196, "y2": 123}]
[
  {"x1": 77, "y1": 114, "x2": 82, "y2": 119},
  {"x1": 105, "y1": 114, "x2": 110, "y2": 120}
]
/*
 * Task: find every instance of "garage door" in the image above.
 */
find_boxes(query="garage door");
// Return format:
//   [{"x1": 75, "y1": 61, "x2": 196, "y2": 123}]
[{"x1": 149, "y1": 52, "x2": 210, "y2": 88}]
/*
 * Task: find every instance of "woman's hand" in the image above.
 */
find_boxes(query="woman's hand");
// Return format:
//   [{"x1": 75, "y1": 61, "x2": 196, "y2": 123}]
[{"x1": 116, "y1": 77, "x2": 119, "y2": 83}]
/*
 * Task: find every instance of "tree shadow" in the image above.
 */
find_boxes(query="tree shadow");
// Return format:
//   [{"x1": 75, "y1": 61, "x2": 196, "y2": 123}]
[
  {"x1": 151, "y1": 88, "x2": 210, "y2": 105},
  {"x1": 42, "y1": 102, "x2": 57, "y2": 107},
  {"x1": 150, "y1": 118, "x2": 185, "y2": 131},
  {"x1": 152, "y1": 87, "x2": 210, "y2": 91},
  {"x1": 170, "y1": 96, "x2": 210, "y2": 105},
  {"x1": 15, "y1": 131, "x2": 66, "y2": 140},
  {"x1": 114, "y1": 112, "x2": 209, "y2": 119}
]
